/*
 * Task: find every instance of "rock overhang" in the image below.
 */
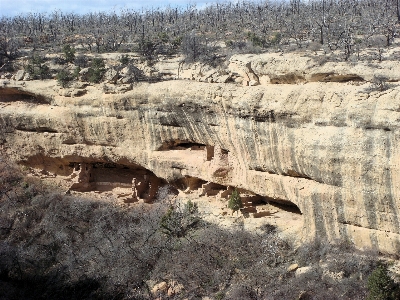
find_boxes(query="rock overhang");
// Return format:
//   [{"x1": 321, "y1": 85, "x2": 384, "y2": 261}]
[{"x1": 1, "y1": 77, "x2": 400, "y2": 253}]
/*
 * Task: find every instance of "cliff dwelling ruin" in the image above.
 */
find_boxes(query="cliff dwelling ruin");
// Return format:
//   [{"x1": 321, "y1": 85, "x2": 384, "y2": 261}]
[{"x1": 20, "y1": 141, "x2": 303, "y2": 225}]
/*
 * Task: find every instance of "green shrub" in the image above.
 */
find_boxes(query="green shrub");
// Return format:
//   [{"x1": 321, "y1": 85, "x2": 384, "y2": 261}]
[
  {"x1": 118, "y1": 54, "x2": 130, "y2": 65},
  {"x1": 367, "y1": 264, "x2": 400, "y2": 300},
  {"x1": 87, "y1": 68, "x2": 103, "y2": 83},
  {"x1": 56, "y1": 69, "x2": 72, "y2": 88},
  {"x1": 228, "y1": 189, "x2": 243, "y2": 214},
  {"x1": 73, "y1": 66, "x2": 81, "y2": 80},
  {"x1": 184, "y1": 199, "x2": 198, "y2": 214},
  {"x1": 215, "y1": 291, "x2": 225, "y2": 300},
  {"x1": 87, "y1": 58, "x2": 105, "y2": 83},
  {"x1": 24, "y1": 54, "x2": 51, "y2": 80},
  {"x1": 269, "y1": 32, "x2": 282, "y2": 45},
  {"x1": 158, "y1": 32, "x2": 169, "y2": 43},
  {"x1": 62, "y1": 44, "x2": 76, "y2": 63},
  {"x1": 247, "y1": 32, "x2": 267, "y2": 48},
  {"x1": 160, "y1": 200, "x2": 199, "y2": 238},
  {"x1": 91, "y1": 57, "x2": 105, "y2": 69},
  {"x1": 138, "y1": 39, "x2": 158, "y2": 61},
  {"x1": 172, "y1": 36, "x2": 182, "y2": 49},
  {"x1": 74, "y1": 54, "x2": 88, "y2": 68},
  {"x1": 225, "y1": 40, "x2": 234, "y2": 48}
]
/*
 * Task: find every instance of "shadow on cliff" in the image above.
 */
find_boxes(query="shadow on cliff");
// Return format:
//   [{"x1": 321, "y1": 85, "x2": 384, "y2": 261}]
[{"x1": 0, "y1": 87, "x2": 50, "y2": 104}]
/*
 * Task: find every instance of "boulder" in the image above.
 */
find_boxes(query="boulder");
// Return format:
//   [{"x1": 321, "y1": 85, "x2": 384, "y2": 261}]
[
  {"x1": 200, "y1": 69, "x2": 217, "y2": 82},
  {"x1": 120, "y1": 65, "x2": 142, "y2": 81},
  {"x1": 79, "y1": 67, "x2": 90, "y2": 81},
  {"x1": 60, "y1": 89, "x2": 72, "y2": 97},
  {"x1": 115, "y1": 84, "x2": 132, "y2": 93},
  {"x1": 1, "y1": 80, "x2": 10, "y2": 86},
  {"x1": 102, "y1": 83, "x2": 113, "y2": 94},
  {"x1": 234, "y1": 76, "x2": 243, "y2": 84},
  {"x1": 259, "y1": 75, "x2": 271, "y2": 85},
  {"x1": 151, "y1": 282, "x2": 167, "y2": 296},
  {"x1": 295, "y1": 266, "x2": 314, "y2": 278},
  {"x1": 287, "y1": 263, "x2": 299, "y2": 272},
  {"x1": 228, "y1": 59, "x2": 260, "y2": 86},
  {"x1": 119, "y1": 75, "x2": 135, "y2": 84},
  {"x1": 15, "y1": 70, "x2": 25, "y2": 81},
  {"x1": 104, "y1": 68, "x2": 118, "y2": 84},
  {"x1": 167, "y1": 281, "x2": 184, "y2": 297},
  {"x1": 72, "y1": 82, "x2": 88, "y2": 89},
  {"x1": 249, "y1": 79, "x2": 259, "y2": 86},
  {"x1": 102, "y1": 83, "x2": 132, "y2": 94},
  {"x1": 215, "y1": 74, "x2": 231, "y2": 83},
  {"x1": 120, "y1": 65, "x2": 136, "y2": 76},
  {"x1": 23, "y1": 73, "x2": 31, "y2": 81}
]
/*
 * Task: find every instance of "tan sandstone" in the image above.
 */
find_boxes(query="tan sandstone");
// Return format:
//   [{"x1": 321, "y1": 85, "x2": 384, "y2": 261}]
[{"x1": 1, "y1": 51, "x2": 400, "y2": 254}]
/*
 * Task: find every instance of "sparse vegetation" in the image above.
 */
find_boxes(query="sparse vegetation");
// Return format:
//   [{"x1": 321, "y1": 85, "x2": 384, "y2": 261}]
[
  {"x1": 0, "y1": 155, "x2": 388, "y2": 299},
  {"x1": 56, "y1": 69, "x2": 72, "y2": 87},
  {"x1": 367, "y1": 263, "x2": 400, "y2": 300},
  {"x1": 74, "y1": 54, "x2": 88, "y2": 68},
  {"x1": 0, "y1": 0, "x2": 399, "y2": 68},
  {"x1": 1, "y1": 1, "x2": 400, "y2": 298},
  {"x1": 62, "y1": 44, "x2": 76, "y2": 63},
  {"x1": 118, "y1": 54, "x2": 130, "y2": 65},
  {"x1": 159, "y1": 199, "x2": 199, "y2": 238},
  {"x1": 228, "y1": 189, "x2": 243, "y2": 214},
  {"x1": 371, "y1": 75, "x2": 391, "y2": 92},
  {"x1": 24, "y1": 54, "x2": 51, "y2": 80},
  {"x1": 87, "y1": 57, "x2": 105, "y2": 83},
  {"x1": 247, "y1": 32, "x2": 267, "y2": 48},
  {"x1": 72, "y1": 66, "x2": 81, "y2": 79}
]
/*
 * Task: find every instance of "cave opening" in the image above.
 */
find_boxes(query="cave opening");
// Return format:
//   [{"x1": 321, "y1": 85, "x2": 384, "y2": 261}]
[
  {"x1": 259, "y1": 195, "x2": 302, "y2": 215},
  {"x1": 21, "y1": 155, "x2": 302, "y2": 223},
  {"x1": 170, "y1": 177, "x2": 303, "y2": 220},
  {"x1": 157, "y1": 140, "x2": 207, "y2": 151},
  {"x1": 267, "y1": 200, "x2": 302, "y2": 215},
  {"x1": 22, "y1": 155, "x2": 170, "y2": 203}
]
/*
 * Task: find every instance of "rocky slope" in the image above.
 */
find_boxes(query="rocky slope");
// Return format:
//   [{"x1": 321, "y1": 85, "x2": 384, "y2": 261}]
[{"x1": 1, "y1": 53, "x2": 400, "y2": 254}]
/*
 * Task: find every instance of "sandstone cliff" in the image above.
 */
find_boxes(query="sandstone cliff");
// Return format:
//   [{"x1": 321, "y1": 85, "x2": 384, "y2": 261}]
[{"x1": 1, "y1": 53, "x2": 400, "y2": 253}]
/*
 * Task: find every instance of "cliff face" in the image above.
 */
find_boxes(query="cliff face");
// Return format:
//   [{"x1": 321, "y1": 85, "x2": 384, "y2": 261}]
[{"x1": 1, "y1": 61, "x2": 400, "y2": 253}]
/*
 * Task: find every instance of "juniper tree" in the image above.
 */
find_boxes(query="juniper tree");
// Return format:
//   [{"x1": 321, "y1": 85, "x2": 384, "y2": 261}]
[{"x1": 228, "y1": 189, "x2": 242, "y2": 215}]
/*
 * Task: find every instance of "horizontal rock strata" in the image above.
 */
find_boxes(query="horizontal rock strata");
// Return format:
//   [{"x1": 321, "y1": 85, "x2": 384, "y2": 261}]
[{"x1": 1, "y1": 79, "x2": 400, "y2": 253}]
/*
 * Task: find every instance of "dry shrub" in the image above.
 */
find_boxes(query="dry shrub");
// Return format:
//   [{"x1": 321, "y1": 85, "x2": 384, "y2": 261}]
[{"x1": 0, "y1": 155, "x2": 387, "y2": 299}]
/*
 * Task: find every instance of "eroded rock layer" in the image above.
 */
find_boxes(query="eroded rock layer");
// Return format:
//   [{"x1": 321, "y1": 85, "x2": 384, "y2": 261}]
[{"x1": 1, "y1": 79, "x2": 400, "y2": 253}]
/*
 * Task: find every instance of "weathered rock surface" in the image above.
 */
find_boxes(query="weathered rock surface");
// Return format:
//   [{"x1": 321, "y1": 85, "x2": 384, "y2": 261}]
[
  {"x1": 78, "y1": 67, "x2": 90, "y2": 81},
  {"x1": 104, "y1": 68, "x2": 119, "y2": 84},
  {"x1": 1, "y1": 55, "x2": 400, "y2": 253},
  {"x1": 150, "y1": 53, "x2": 400, "y2": 86},
  {"x1": 228, "y1": 53, "x2": 400, "y2": 84},
  {"x1": 14, "y1": 70, "x2": 25, "y2": 81}
]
